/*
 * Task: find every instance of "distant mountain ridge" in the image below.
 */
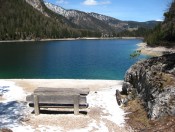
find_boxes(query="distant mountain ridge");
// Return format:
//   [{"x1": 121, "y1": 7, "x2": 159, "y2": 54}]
[
  {"x1": 45, "y1": 2, "x2": 160, "y2": 33},
  {"x1": 45, "y1": 2, "x2": 115, "y2": 33}
]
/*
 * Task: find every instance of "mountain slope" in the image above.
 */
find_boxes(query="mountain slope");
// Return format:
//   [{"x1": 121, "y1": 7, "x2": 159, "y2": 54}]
[
  {"x1": 0, "y1": 0, "x2": 101, "y2": 40},
  {"x1": 45, "y1": 2, "x2": 115, "y2": 33},
  {"x1": 45, "y1": 2, "x2": 159, "y2": 34},
  {"x1": 26, "y1": 0, "x2": 48, "y2": 16},
  {"x1": 88, "y1": 12, "x2": 127, "y2": 32},
  {"x1": 89, "y1": 12, "x2": 159, "y2": 29},
  {"x1": 25, "y1": 0, "x2": 78, "y2": 28}
]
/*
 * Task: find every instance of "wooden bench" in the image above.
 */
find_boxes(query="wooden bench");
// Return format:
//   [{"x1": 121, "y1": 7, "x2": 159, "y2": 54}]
[{"x1": 26, "y1": 87, "x2": 90, "y2": 115}]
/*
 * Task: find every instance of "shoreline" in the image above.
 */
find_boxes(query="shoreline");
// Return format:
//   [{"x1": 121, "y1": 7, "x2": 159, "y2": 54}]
[
  {"x1": 4, "y1": 79, "x2": 123, "y2": 93},
  {"x1": 0, "y1": 37, "x2": 143, "y2": 43},
  {"x1": 137, "y1": 42, "x2": 175, "y2": 56}
]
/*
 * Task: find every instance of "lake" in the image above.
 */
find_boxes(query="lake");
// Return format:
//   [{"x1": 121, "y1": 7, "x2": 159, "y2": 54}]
[{"x1": 0, "y1": 39, "x2": 146, "y2": 80}]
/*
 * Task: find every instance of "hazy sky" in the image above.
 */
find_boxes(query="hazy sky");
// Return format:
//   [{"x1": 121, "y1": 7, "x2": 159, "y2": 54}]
[{"x1": 45, "y1": 0, "x2": 173, "y2": 22}]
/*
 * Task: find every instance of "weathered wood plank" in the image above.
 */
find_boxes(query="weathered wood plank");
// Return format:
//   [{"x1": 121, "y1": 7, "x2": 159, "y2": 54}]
[
  {"x1": 29, "y1": 103, "x2": 89, "y2": 108},
  {"x1": 34, "y1": 94, "x2": 39, "y2": 115},
  {"x1": 26, "y1": 94, "x2": 87, "y2": 104},
  {"x1": 34, "y1": 87, "x2": 90, "y2": 95},
  {"x1": 74, "y1": 95, "x2": 79, "y2": 115}
]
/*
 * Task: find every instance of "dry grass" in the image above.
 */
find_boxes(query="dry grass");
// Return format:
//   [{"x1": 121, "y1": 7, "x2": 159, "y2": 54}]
[
  {"x1": 124, "y1": 98, "x2": 150, "y2": 131},
  {"x1": 124, "y1": 98, "x2": 175, "y2": 132},
  {"x1": 0, "y1": 128, "x2": 13, "y2": 132},
  {"x1": 162, "y1": 73, "x2": 175, "y2": 87}
]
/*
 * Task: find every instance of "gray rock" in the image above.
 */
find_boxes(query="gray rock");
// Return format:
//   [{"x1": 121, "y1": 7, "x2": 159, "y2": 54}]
[
  {"x1": 121, "y1": 82, "x2": 132, "y2": 95},
  {"x1": 115, "y1": 90, "x2": 122, "y2": 106},
  {"x1": 122, "y1": 53, "x2": 175, "y2": 119}
]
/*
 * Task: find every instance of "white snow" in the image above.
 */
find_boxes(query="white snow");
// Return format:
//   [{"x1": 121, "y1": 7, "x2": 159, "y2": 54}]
[
  {"x1": 0, "y1": 80, "x2": 32, "y2": 130},
  {"x1": 0, "y1": 80, "x2": 27, "y2": 102},
  {"x1": 87, "y1": 85, "x2": 125, "y2": 126},
  {"x1": 45, "y1": 2, "x2": 80, "y2": 18}
]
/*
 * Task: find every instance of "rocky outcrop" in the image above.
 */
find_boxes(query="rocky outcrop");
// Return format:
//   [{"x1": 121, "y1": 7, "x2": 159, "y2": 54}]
[{"x1": 122, "y1": 53, "x2": 175, "y2": 119}]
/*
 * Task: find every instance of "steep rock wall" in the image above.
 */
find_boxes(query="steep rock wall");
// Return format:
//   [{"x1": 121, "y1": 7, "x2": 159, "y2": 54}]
[{"x1": 122, "y1": 53, "x2": 175, "y2": 119}]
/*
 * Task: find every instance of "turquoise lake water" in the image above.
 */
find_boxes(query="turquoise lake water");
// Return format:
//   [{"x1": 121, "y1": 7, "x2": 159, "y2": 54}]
[{"x1": 0, "y1": 39, "x2": 146, "y2": 80}]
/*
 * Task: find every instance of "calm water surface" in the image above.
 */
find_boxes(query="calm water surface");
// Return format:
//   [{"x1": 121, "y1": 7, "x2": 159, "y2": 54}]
[{"x1": 0, "y1": 39, "x2": 146, "y2": 80}]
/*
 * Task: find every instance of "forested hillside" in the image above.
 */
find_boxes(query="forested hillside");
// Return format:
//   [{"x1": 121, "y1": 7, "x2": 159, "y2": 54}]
[
  {"x1": 145, "y1": 1, "x2": 175, "y2": 47},
  {"x1": 0, "y1": 0, "x2": 160, "y2": 40},
  {"x1": 0, "y1": 0, "x2": 101, "y2": 40},
  {"x1": 116, "y1": 27, "x2": 151, "y2": 37},
  {"x1": 45, "y1": 3, "x2": 116, "y2": 34}
]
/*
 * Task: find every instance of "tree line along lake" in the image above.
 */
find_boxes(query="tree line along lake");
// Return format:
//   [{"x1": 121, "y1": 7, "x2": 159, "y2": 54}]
[{"x1": 0, "y1": 39, "x2": 147, "y2": 80}]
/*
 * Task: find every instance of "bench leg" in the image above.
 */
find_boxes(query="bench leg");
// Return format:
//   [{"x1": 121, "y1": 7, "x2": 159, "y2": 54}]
[
  {"x1": 74, "y1": 95, "x2": 79, "y2": 115},
  {"x1": 34, "y1": 94, "x2": 40, "y2": 115}
]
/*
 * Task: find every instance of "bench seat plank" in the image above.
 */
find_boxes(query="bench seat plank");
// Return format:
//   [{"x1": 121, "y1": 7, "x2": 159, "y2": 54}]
[
  {"x1": 35, "y1": 87, "x2": 90, "y2": 95},
  {"x1": 29, "y1": 103, "x2": 89, "y2": 108}
]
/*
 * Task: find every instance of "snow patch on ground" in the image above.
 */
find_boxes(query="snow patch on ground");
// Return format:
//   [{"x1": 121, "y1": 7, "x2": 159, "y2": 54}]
[
  {"x1": 87, "y1": 85, "x2": 125, "y2": 126},
  {"x1": 0, "y1": 80, "x2": 32, "y2": 130},
  {"x1": 0, "y1": 80, "x2": 26, "y2": 102}
]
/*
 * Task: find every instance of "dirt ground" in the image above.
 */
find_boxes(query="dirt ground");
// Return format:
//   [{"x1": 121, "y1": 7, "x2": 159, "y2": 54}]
[{"x1": 137, "y1": 43, "x2": 175, "y2": 56}]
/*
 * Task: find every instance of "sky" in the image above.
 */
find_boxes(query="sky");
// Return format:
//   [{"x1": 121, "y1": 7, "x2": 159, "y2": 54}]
[{"x1": 45, "y1": 0, "x2": 173, "y2": 22}]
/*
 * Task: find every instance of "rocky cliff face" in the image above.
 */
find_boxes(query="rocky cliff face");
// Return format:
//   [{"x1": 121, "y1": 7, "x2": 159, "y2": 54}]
[
  {"x1": 26, "y1": 0, "x2": 49, "y2": 16},
  {"x1": 122, "y1": 53, "x2": 175, "y2": 119},
  {"x1": 45, "y1": 2, "x2": 80, "y2": 18}
]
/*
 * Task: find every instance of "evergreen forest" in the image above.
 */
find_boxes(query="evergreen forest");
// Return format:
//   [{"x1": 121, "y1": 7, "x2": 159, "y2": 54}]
[{"x1": 145, "y1": 1, "x2": 175, "y2": 47}]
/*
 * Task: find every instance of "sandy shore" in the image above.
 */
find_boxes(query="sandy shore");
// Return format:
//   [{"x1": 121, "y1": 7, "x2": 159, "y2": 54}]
[
  {"x1": 6, "y1": 79, "x2": 123, "y2": 93},
  {"x1": 0, "y1": 79, "x2": 130, "y2": 132},
  {"x1": 138, "y1": 42, "x2": 175, "y2": 56}
]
